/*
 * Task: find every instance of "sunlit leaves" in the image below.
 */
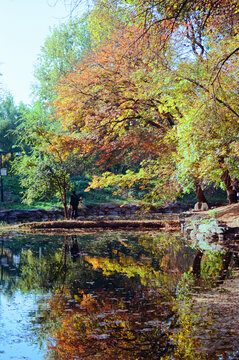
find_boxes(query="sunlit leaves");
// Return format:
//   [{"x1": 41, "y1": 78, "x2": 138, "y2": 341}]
[{"x1": 50, "y1": 0, "x2": 239, "y2": 204}]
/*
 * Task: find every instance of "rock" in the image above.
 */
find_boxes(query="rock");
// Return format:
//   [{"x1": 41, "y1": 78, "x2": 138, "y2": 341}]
[{"x1": 194, "y1": 202, "x2": 209, "y2": 211}]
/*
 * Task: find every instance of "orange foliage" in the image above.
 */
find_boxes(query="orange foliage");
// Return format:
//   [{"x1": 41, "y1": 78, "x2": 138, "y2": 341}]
[
  {"x1": 53, "y1": 26, "x2": 173, "y2": 167},
  {"x1": 48, "y1": 284, "x2": 173, "y2": 360}
]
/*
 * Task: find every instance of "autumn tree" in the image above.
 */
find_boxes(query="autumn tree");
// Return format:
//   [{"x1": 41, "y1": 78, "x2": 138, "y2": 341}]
[
  {"x1": 173, "y1": 29, "x2": 239, "y2": 203},
  {"x1": 53, "y1": 25, "x2": 185, "y2": 204},
  {"x1": 50, "y1": 0, "x2": 239, "y2": 205},
  {"x1": 100, "y1": 0, "x2": 239, "y2": 202}
]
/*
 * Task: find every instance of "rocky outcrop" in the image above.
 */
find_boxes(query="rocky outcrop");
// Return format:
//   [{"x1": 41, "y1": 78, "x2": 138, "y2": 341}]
[{"x1": 180, "y1": 213, "x2": 239, "y2": 251}]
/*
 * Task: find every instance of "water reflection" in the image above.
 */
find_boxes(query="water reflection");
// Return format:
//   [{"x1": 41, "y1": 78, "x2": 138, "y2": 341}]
[{"x1": 0, "y1": 231, "x2": 238, "y2": 359}]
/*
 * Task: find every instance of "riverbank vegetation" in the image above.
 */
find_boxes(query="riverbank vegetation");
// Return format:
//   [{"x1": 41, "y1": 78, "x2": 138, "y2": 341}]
[{"x1": 0, "y1": 0, "x2": 238, "y2": 214}]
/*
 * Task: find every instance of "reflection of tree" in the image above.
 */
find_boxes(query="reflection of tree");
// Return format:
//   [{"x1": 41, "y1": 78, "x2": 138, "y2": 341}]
[
  {"x1": 178, "y1": 248, "x2": 235, "y2": 297},
  {"x1": 85, "y1": 253, "x2": 177, "y2": 298},
  {"x1": 44, "y1": 233, "x2": 197, "y2": 360},
  {"x1": 5, "y1": 231, "x2": 236, "y2": 359},
  {"x1": 0, "y1": 234, "x2": 66, "y2": 296},
  {"x1": 166, "y1": 300, "x2": 208, "y2": 360},
  {"x1": 16, "y1": 235, "x2": 84, "y2": 293},
  {"x1": 19, "y1": 249, "x2": 68, "y2": 292},
  {"x1": 192, "y1": 249, "x2": 234, "y2": 288},
  {"x1": 173, "y1": 244, "x2": 239, "y2": 360},
  {"x1": 13, "y1": 235, "x2": 82, "y2": 350},
  {"x1": 0, "y1": 237, "x2": 21, "y2": 296},
  {"x1": 47, "y1": 286, "x2": 174, "y2": 360},
  {"x1": 192, "y1": 250, "x2": 204, "y2": 279},
  {"x1": 49, "y1": 231, "x2": 224, "y2": 360},
  {"x1": 217, "y1": 251, "x2": 233, "y2": 285}
]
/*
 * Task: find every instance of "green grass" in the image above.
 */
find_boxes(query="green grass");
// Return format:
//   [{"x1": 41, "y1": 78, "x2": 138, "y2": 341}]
[{"x1": 0, "y1": 200, "x2": 62, "y2": 210}]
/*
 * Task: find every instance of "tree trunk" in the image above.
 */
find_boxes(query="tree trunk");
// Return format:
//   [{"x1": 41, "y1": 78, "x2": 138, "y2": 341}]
[
  {"x1": 61, "y1": 185, "x2": 69, "y2": 219},
  {"x1": 221, "y1": 170, "x2": 237, "y2": 204},
  {"x1": 63, "y1": 200, "x2": 69, "y2": 219},
  {"x1": 195, "y1": 183, "x2": 207, "y2": 203}
]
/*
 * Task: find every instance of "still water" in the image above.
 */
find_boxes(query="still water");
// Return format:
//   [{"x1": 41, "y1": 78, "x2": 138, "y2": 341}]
[{"x1": 0, "y1": 231, "x2": 238, "y2": 360}]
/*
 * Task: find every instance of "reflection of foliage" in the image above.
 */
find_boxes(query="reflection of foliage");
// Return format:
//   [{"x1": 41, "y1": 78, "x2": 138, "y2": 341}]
[
  {"x1": 28, "y1": 297, "x2": 54, "y2": 350},
  {"x1": 171, "y1": 247, "x2": 236, "y2": 359},
  {"x1": 43, "y1": 232, "x2": 197, "y2": 359},
  {"x1": 177, "y1": 249, "x2": 229, "y2": 298},
  {"x1": 201, "y1": 251, "x2": 224, "y2": 286},
  {"x1": 47, "y1": 286, "x2": 174, "y2": 360},
  {"x1": 176, "y1": 271, "x2": 196, "y2": 300},
  {"x1": 85, "y1": 253, "x2": 176, "y2": 299},
  {"x1": 19, "y1": 249, "x2": 70, "y2": 292},
  {"x1": 0, "y1": 268, "x2": 19, "y2": 297},
  {"x1": 0, "y1": 234, "x2": 65, "y2": 296},
  {"x1": 5, "y1": 231, "x2": 232, "y2": 359},
  {"x1": 84, "y1": 232, "x2": 190, "y2": 299},
  {"x1": 164, "y1": 300, "x2": 207, "y2": 360}
]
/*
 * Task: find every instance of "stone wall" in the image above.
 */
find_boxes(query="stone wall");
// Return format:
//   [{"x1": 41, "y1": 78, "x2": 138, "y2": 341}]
[
  {"x1": 0, "y1": 208, "x2": 64, "y2": 224},
  {"x1": 0, "y1": 202, "x2": 188, "y2": 224}
]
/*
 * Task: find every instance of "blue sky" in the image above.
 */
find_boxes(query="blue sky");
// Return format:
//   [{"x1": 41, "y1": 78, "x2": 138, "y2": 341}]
[{"x1": 0, "y1": 0, "x2": 80, "y2": 105}]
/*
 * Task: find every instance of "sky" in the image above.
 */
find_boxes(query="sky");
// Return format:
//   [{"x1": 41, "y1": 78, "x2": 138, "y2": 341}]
[{"x1": 0, "y1": 0, "x2": 81, "y2": 105}]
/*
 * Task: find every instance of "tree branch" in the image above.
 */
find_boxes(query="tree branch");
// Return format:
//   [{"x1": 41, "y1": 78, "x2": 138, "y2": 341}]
[
  {"x1": 184, "y1": 77, "x2": 239, "y2": 118},
  {"x1": 212, "y1": 46, "x2": 239, "y2": 84}
]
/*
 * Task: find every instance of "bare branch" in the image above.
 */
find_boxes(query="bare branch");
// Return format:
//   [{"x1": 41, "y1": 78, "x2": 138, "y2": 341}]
[
  {"x1": 212, "y1": 46, "x2": 239, "y2": 84},
  {"x1": 185, "y1": 77, "x2": 239, "y2": 118}
]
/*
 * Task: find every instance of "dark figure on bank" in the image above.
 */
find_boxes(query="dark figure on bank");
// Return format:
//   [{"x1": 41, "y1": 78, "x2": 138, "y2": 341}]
[{"x1": 69, "y1": 190, "x2": 79, "y2": 219}]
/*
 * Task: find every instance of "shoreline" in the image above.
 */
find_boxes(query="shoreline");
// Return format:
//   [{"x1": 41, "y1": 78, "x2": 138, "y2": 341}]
[{"x1": 1, "y1": 203, "x2": 238, "y2": 237}]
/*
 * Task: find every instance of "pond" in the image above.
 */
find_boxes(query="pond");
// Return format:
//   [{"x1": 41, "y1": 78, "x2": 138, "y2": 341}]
[{"x1": 0, "y1": 231, "x2": 238, "y2": 360}]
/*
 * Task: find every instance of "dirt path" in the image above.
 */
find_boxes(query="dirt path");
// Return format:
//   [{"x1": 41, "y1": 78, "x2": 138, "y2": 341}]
[{"x1": 200, "y1": 203, "x2": 239, "y2": 228}]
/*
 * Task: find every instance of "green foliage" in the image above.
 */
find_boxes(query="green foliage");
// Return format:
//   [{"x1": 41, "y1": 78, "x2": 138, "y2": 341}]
[
  {"x1": 0, "y1": 176, "x2": 22, "y2": 205},
  {"x1": 12, "y1": 153, "x2": 70, "y2": 205},
  {"x1": 11, "y1": 103, "x2": 71, "y2": 216},
  {"x1": 88, "y1": 156, "x2": 181, "y2": 207},
  {"x1": 33, "y1": 14, "x2": 91, "y2": 102},
  {"x1": 0, "y1": 95, "x2": 25, "y2": 154},
  {"x1": 70, "y1": 176, "x2": 126, "y2": 204},
  {"x1": 88, "y1": 0, "x2": 130, "y2": 46}
]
